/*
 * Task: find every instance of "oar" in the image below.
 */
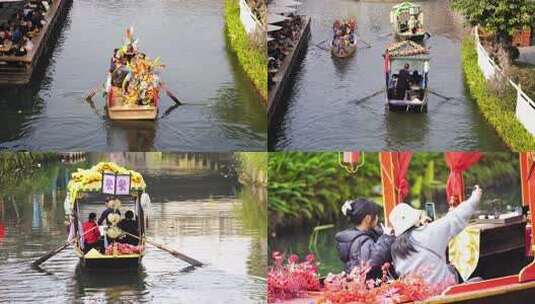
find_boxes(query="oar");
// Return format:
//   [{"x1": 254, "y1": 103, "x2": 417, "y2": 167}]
[
  {"x1": 352, "y1": 89, "x2": 384, "y2": 105},
  {"x1": 146, "y1": 239, "x2": 203, "y2": 267},
  {"x1": 357, "y1": 35, "x2": 372, "y2": 49},
  {"x1": 123, "y1": 231, "x2": 203, "y2": 267},
  {"x1": 429, "y1": 89, "x2": 456, "y2": 101},
  {"x1": 160, "y1": 83, "x2": 182, "y2": 105},
  {"x1": 85, "y1": 85, "x2": 100, "y2": 101},
  {"x1": 31, "y1": 224, "x2": 99, "y2": 267},
  {"x1": 31, "y1": 242, "x2": 70, "y2": 267}
]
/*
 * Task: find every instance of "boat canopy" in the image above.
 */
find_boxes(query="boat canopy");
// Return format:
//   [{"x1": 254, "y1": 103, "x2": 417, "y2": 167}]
[
  {"x1": 66, "y1": 162, "x2": 146, "y2": 205},
  {"x1": 391, "y1": 1, "x2": 422, "y2": 17},
  {"x1": 385, "y1": 40, "x2": 429, "y2": 61}
]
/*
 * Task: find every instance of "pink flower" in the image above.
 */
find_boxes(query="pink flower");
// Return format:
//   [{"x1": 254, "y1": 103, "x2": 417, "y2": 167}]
[
  {"x1": 288, "y1": 254, "x2": 299, "y2": 264},
  {"x1": 305, "y1": 254, "x2": 315, "y2": 263}
]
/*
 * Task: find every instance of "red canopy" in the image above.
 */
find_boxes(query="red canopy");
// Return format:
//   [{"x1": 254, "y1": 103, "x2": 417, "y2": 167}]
[{"x1": 445, "y1": 152, "x2": 482, "y2": 206}]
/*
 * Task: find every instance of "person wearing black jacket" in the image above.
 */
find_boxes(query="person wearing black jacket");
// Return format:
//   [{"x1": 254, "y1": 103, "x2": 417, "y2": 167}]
[
  {"x1": 98, "y1": 197, "x2": 121, "y2": 226},
  {"x1": 396, "y1": 63, "x2": 411, "y2": 99},
  {"x1": 335, "y1": 198, "x2": 395, "y2": 279},
  {"x1": 118, "y1": 210, "x2": 139, "y2": 245}
]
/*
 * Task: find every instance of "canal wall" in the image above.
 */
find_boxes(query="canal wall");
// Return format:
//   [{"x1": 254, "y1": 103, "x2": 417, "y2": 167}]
[
  {"x1": 0, "y1": 0, "x2": 72, "y2": 85},
  {"x1": 224, "y1": 0, "x2": 268, "y2": 103},
  {"x1": 462, "y1": 34, "x2": 535, "y2": 150},
  {"x1": 268, "y1": 16, "x2": 311, "y2": 125}
]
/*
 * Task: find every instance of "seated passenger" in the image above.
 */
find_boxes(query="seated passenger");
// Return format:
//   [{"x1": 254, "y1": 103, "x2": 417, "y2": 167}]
[
  {"x1": 118, "y1": 210, "x2": 139, "y2": 245},
  {"x1": 411, "y1": 70, "x2": 423, "y2": 86},
  {"x1": 83, "y1": 213, "x2": 102, "y2": 253}
]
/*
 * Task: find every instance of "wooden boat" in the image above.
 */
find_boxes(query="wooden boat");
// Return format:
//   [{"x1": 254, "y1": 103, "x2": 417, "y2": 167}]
[
  {"x1": 384, "y1": 40, "x2": 430, "y2": 112},
  {"x1": 390, "y1": 1, "x2": 426, "y2": 43},
  {"x1": 106, "y1": 86, "x2": 159, "y2": 121},
  {"x1": 331, "y1": 35, "x2": 357, "y2": 58},
  {"x1": 66, "y1": 162, "x2": 149, "y2": 270}
]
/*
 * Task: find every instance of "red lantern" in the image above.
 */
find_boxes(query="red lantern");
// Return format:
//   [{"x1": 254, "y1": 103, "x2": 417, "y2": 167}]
[{"x1": 339, "y1": 152, "x2": 365, "y2": 174}]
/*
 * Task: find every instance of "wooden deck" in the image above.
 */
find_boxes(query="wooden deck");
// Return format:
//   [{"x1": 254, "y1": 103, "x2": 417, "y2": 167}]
[{"x1": 0, "y1": 0, "x2": 72, "y2": 84}]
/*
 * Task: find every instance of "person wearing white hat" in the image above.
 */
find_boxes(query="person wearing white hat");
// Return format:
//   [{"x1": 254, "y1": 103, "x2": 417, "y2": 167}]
[{"x1": 389, "y1": 185, "x2": 483, "y2": 290}]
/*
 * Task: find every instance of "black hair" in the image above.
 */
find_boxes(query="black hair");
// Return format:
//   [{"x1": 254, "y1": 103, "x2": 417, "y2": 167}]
[
  {"x1": 88, "y1": 212, "x2": 96, "y2": 220},
  {"x1": 346, "y1": 198, "x2": 379, "y2": 225},
  {"x1": 125, "y1": 210, "x2": 134, "y2": 219},
  {"x1": 391, "y1": 226, "x2": 418, "y2": 259}
]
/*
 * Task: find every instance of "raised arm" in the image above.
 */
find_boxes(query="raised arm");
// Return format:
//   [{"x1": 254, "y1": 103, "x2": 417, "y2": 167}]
[{"x1": 426, "y1": 186, "x2": 482, "y2": 241}]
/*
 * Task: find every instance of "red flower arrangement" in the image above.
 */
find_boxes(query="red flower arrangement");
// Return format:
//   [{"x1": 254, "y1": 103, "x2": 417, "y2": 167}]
[
  {"x1": 268, "y1": 253, "x2": 445, "y2": 304},
  {"x1": 319, "y1": 263, "x2": 444, "y2": 304},
  {"x1": 268, "y1": 252, "x2": 321, "y2": 303},
  {"x1": 105, "y1": 243, "x2": 144, "y2": 255}
]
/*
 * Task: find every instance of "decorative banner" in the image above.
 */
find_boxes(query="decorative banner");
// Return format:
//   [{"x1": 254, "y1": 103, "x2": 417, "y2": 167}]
[
  {"x1": 102, "y1": 173, "x2": 116, "y2": 195},
  {"x1": 101, "y1": 173, "x2": 131, "y2": 195},
  {"x1": 448, "y1": 226, "x2": 480, "y2": 282},
  {"x1": 116, "y1": 174, "x2": 131, "y2": 195}
]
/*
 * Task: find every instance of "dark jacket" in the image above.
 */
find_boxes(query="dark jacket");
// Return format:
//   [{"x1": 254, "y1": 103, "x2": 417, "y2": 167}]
[
  {"x1": 98, "y1": 208, "x2": 121, "y2": 226},
  {"x1": 397, "y1": 68, "x2": 411, "y2": 91},
  {"x1": 335, "y1": 227, "x2": 395, "y2": 277},
  {"x1": 118, "y1": 219, "x2": 139, "y2": 245}
]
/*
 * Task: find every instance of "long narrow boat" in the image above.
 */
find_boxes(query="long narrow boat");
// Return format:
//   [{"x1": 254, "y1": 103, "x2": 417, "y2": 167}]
[
  {"x1": 66, "y1": 162, "x2": 149, "y2": 270},
  {"x1": 331, "y1": 35, "x2": 357, "y2": 58},
  {"x1": 390, "y1": 1, "x2": 426, "y2": 43},
  {"x1": 104, "y1": 28, "x2": 163, "y2": 121}
]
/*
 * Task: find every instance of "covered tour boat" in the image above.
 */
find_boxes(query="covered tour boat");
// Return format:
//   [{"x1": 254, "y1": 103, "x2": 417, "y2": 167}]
[
  {"x1": 65, "y1": 162, "x2": 149, "y2": 269},
  {"x1": 105, "y1": 27, "x2": 163, "y2": 121},
  {"x1": 390, "y1": 1, "x2": 426, "y2": 43},
  {"x1": 384, "y1": 40, "x2": 430, "y2": 112}
]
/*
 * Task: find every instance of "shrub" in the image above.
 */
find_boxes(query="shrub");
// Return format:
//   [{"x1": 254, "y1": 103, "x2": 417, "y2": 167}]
[
  {"x1": 224, "y1": 0, "x2": 268, "y2": 102},
  {"x1": 461, "y1": 37, "x2": 535, "y2": 150}
]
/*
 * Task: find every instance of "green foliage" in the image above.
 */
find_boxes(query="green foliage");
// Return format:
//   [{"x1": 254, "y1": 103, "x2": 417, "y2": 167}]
[
  {"x1": 0, "y1": 152, "x2": 59, "y2": 199},
  {"x1": 269, "y1": 152, "x2": 518, "y2": 232},
  {"x1": 461, "y1": 37, "x2": 535, "y2": 150},
  {"x1": 224, "y1": 0, "x2": 268, "y2": 101},
  {"x1": 235, "y1": 152, "x2": 267, "y2": 186},
  {"x1": 451, "y1": 0, "x2": 535, "y2": 43}
]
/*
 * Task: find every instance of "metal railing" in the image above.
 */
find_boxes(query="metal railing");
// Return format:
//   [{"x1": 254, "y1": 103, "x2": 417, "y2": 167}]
[{"x1": 239, "y1": 0, "x2": 263, "y2": 34}]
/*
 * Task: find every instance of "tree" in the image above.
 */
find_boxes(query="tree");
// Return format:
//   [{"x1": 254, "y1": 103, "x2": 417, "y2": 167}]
[{"x1": 451, "y1": 0, "x2": 535, "y2": 46}]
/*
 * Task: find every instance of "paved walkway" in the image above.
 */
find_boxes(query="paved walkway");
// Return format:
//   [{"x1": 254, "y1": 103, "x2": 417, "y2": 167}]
[{"x1": 518, "y1": 46, "x2": 535, "y2": 65}]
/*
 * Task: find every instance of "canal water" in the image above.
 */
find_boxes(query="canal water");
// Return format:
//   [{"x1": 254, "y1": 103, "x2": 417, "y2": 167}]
[
  {"x1": 269, "y1": 0, "x2": 506, "y2": 151},
  {"x1": 0, "y1": 0, "x2": 266, "y2": 151},
  {"x1": 269, "y1": 178, "x2": 520, "y2": 276},
  {"x1": 0, "y1": 153, "x2": 266, "y2": 303}
]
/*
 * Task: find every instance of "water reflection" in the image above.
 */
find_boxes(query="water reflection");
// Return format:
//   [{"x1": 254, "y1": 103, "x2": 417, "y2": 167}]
[{"x1": 0, "y1": 153, "x2": 266, "y2": 303}]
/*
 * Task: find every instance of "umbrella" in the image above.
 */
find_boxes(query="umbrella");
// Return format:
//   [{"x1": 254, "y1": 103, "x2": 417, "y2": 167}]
[
  {"x1": 268, "y1": 13, "x2": 290, "y2": 24},
  {"x1": 268, "y1": 24, "x2": 283, "y2": 33},
  {"x1": 269, "y1": 6, "x2": 297, "y2": 15},
  {"x1": 271, "y1": 0, "x2": 302, "y2": 7}
]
